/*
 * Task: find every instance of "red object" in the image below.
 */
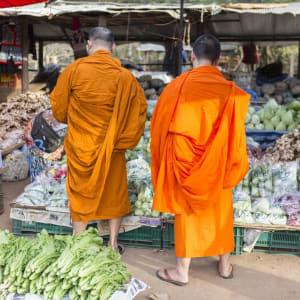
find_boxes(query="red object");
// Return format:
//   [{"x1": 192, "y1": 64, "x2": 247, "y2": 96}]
[
  {"x1": 0, "y1": 0, "x2": 47, "y2": 8},
  {"x1": 72, "y1": 16, "x2": 80, "y2": 31}
]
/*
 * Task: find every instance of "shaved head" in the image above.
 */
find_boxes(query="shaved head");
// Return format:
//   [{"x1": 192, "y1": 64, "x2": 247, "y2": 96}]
[
  {"x1": 89, "y1": 26, "x2": 114, "y2": 48},
  {"x1": 193, "y1": 34, "x2": 220, "y2": 65}
]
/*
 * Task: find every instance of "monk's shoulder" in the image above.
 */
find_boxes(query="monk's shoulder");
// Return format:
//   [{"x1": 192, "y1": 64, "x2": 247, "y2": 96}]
[
  {"x1": 235, "y1": 85, "x2": 251, "y2": 101},
  {"x1": 164, "y1": 73, "x2": 187, "y2": 91}
]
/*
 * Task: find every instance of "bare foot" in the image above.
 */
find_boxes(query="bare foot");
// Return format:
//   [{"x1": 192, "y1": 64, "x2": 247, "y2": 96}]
[
  {"x1": 157, "y1": 268, "x2": 188, "y2": 284},
  {"x1": 218, "y1": 262, "x2": 233, "y2": 277}
]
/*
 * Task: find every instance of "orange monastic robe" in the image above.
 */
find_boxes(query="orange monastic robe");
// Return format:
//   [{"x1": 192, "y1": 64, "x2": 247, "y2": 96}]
[
  {"x1": 151, "y1": 66, "x2": 249, "y2": 257},
  {"x1": 50, "y1": 50, "x2": 147, "y2": 223}
]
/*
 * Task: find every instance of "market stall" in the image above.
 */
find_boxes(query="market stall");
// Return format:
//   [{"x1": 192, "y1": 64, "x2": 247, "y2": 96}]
[{"x1": 0, "y1": 7, "x2": 300, "y2": 299}]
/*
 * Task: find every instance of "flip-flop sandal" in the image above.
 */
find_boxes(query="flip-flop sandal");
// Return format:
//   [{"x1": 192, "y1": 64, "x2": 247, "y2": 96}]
[
  {"x1": 217, "y1": 262, "x2": 234, "y2": 279},
  {"x1": 118, "y1": 244, "x2": 125, "y2": 255},
  {"x1": 156, "y1": 269, "x2": 188, "y2": 286}
]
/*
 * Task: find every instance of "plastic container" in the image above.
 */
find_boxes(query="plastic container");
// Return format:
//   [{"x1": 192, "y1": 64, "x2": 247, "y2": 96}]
[{"x1": 253, "y1": 230, "x2": 300, "y2": 256}]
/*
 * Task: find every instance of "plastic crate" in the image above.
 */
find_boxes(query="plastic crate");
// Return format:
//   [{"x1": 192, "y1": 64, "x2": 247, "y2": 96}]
[
  {"x1": 103, "y1": 225, "x2": 163, "y2": 249},
  {"x1": 161, "y1": 223, "x2": 244, "y2": 256},
  {"x1": 253, "y1": 231, "x2": 300, "y2": 256},
  {"x1": 12, "y1": 219, "x2": 73, "y2": 237}
]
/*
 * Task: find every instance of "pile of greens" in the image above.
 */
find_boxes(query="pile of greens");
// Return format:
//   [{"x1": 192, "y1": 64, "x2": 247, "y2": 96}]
[
  {"x1": 245, "y1": 99, "x2": 300, "y2": 131},
  {"x1": 0, "y1": 228, "x2": 131, "y2": 300}
]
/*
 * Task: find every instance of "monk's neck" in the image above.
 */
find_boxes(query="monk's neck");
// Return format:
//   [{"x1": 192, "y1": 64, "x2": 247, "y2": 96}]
[
  {"x1": 89, "y1": 48, "x2": 112, "y2": 56},
  {"x1": 193, "y1": 59, "x2": 215, "y2": 69}
]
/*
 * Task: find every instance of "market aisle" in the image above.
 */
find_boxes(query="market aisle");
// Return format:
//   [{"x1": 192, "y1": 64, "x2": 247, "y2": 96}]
[
  {"x1": 1, "y1": 178, "x2": 29, "y2": 230},
  {"x1": 122, "y1": 249, "x2": 300, "y2": 300},
  {"x1": 2, "y1": 180, "x2": 300, "y2": 300}
]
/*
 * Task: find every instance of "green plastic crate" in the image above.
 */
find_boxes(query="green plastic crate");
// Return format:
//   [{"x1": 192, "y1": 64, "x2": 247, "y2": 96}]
[
  {"x1": 103, "y1": 225, "x2": 163, "y2": 249},
  {"x1": 253, "y1": 231, "x2": 300, "y2": 256},
  {"x1": 161, "y1": 223, "x2": 244, "y2": 256},
  {"x1": 12, "y1": 219, "x2": 73, "y2": 237}
]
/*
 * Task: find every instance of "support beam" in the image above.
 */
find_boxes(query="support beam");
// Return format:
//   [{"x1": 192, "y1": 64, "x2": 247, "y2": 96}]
[
  {"x1": 177, "y1": 0, "x2": 184, "y2": 76},
  {"x1": 21, "y1": 20, "x2": 29, "y2": 93},
  {"x1": 297, "y1": 41, "x2": 300, "y2": 79},
  {"x1": 98, "y1": 15, "x2": 107, "y2": 27},
  {"x1": 38, "y1": 40, "x2": 44, "y2": 70}
]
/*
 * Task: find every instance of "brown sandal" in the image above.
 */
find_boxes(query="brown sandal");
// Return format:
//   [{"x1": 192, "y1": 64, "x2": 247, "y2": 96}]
[{"x1": 156, "y1": 269, "x2": 188, "y2": 286}]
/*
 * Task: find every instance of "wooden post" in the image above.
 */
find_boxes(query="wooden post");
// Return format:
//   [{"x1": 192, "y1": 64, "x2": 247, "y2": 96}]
[
  {"x1": 38, "y1": 40, "x2": 44, "y2": 70},
  {"x1": 297, "y1": 41, "x2": 300, "y2": 78},
  {"x1": 98, "y1": 15, "x2": 107, "y2": 27},
  {"x1": 21, "y1": 20, "x2": 29, "y2": 93},
  {"x1": 290, "y1": 52, "x2": 295, "y2": 78},
  {"x1": 177, "y1": 0, "x2": 184, "y2": 76}
]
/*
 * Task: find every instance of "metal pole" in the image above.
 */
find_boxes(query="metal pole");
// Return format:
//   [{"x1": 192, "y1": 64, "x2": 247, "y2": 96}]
[
  {"x1": 22, "y1": 20, "x2": 29, "y2": 93},
  {"x1": 38, "y1": 40, "x2": 44, "y2": 70},
  {"x1": 177, "y1": 0, "x2": 184, "y2": 76}
]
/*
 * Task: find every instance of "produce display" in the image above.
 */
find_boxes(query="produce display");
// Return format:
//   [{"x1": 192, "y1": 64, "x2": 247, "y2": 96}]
[
  {"x1": 0, "y1": 92, "x2": 50, "y2": 138},
  {"x1": 2, "y1": 146, "x2": 29, "y2": 182},
  {"x1": 0, "y1": 228, "x2": 131, "y2": 300},
  {"x1": 250, "y1": 160, "x2": 273, "y2": 197},
  {"x1": 245, "y1": 99, "x2": 300, "y2": 131},
  {"x1": 137, "y1": 75, "x2": 166, "y2": 100},
  {"x1": 253, "y1": 78, "x2": 300, "y2": 105},
  {"x1": 275, "y1": 193, "x2": 300, "y2": 226},
  {"x1": 233, "y1": 159, "x2": 300, "y2": 226},
  {"x1": 16, "y1": 157, "x2": 67, "y2": 207},
  {"x1": 265, "y1": 125, "x2": 300, "y2": 161},
  {"x1": 0, "y1": 130, "x2": 24, "y2": 151}
]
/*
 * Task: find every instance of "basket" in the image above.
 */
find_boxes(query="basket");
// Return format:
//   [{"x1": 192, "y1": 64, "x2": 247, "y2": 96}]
[
  {"x1": 29, "y1": 147, "x2": 55, "y2": 182},
  {"x1": 161, "y1": 223, "x2": 245, "y2": 256},
  {"x1": 253, "y1": 230, "x2": 300, "y2": 256},
  {"x1": 2, "y1": 150, "x2": 29, "y2": 182}
]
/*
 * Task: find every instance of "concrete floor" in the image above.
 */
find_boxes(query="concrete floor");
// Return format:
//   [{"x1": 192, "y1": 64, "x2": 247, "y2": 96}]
[{"x1": 2, "y1": 179, "x2": 300, "y2": 300}]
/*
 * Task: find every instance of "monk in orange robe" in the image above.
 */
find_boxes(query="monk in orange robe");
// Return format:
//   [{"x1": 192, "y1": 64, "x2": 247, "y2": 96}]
[
  {"x1": 151, "y1": 35, "x2": 249, "y2": 284},
  {"x1": 50, "y1": 27, "x2": 147, "y2": 252}
]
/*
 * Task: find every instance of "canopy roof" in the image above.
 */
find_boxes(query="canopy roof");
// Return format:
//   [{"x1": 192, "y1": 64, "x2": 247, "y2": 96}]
[{"x1": 0, "y1": 2, "x2": 300, "y2": 43}]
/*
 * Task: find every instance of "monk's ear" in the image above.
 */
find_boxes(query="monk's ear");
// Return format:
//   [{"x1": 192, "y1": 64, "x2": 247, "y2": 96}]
[
  {"x1": 191, "y1": 51, "x2": 196, "y2": 63},
  {"x1": 214, "y1": 58, "x2": 220, "y2": 66},
  {"x1": 111, "y1": 43, "x2": 116, "y2": 54}
]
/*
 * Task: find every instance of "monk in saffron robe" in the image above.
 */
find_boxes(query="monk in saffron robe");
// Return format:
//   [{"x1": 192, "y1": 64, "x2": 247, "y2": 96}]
[
  {"x1": 151, "y1": 35, "x2": 249, "y2": 284},
  {"x1": 50, "y1": 27, "x2": 147, "y2": 252}
]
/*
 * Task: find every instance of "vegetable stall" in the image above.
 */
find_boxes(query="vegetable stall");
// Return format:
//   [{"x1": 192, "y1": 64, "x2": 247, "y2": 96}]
[{"x1": 1, "y1": 2, "x2": 300, "y2": 299}]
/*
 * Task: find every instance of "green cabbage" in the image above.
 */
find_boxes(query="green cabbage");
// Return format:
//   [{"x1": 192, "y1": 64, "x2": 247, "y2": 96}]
[
  {"x1": 270, "y1": 115, "x2": 280, "y2": 127},
  {"x1": 288, "y1": 123, "x2": 297, "y2": 131},
  {"x1": 275, "y1": 121, "x2": 286, "y2": 131},
  {"x1": 245, "y1": 113, "x2": 251, "y2": 124},
  {"x1": 281, "y1": 110, "x2": 294, "y2": 126},
  {"x1": 266, "y1": 98, "x2": 279, "y2": 110},
  {"x1": 264, "y1": 122, "x2": 274, "y2": 130},
  {"x1": 257, "y1": 109, "x2": 264, "y2": 121},
  {"x1": 255, "y1": 123, "x2": 264, "y2": 130},
  {"x1": 248, "y1": 106, "x2": 255, "y2": 115},
  {"x1": 251, "y1": 115, "x2": 260, "y2": 125}
]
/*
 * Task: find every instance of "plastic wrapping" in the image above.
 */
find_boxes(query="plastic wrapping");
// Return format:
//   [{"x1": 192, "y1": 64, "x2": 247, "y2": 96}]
[
  {"x1": 2, "y1": 145, "x2": 29, "y2": 182},
  {"x1": 251, "y1": 159, "x2": 273, "y2": 197},
  {"x1": 273, "y1": 161, "x2": 298, "y2": 197},
  {"x1": 234, "y1": 209, "x2": 255, "y2": 224},
  {"x1": 233, "y1": 191, "x2": 251, "y2": 211},
  {"x1": 16, "y1": 162, "x2": 68, "y2": 207},
  {"x1": 275, "y1": 193, "x2": 300, "y2": 226}
]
